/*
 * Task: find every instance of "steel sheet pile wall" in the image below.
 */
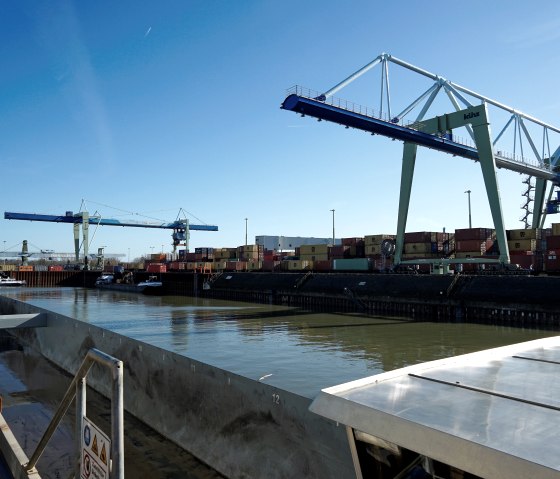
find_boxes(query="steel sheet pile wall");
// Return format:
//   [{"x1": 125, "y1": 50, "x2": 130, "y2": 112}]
[
  {"x1": 205, "y1": 272, "x2": 560, "y2": 323},
  {"x1": 0, "y1": 296, "x2": 354, "y2": 479}
]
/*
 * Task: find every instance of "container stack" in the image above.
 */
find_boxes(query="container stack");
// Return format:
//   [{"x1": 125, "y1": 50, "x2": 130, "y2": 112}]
[
  {"x1": 507, "y1": 228, "x2": 541, "y2": 270},
  {"x1": 213, "y1": 248, "x2": 236, "y2": 261},
  {"x1": 328, "y1": 245, "x2": 351, "y2": 260},
  {"x1": 195, "y1": 247, "x2": 214, "y2": 261},
  {"x1": 401, "y1": 232, "x2": 453, "y2": 259},
  {"x1": 237, "y1": 245, "x2": 264, "y2": 262},
  {"x1": 261, "y1": 250, "x2": 281, "y2": 271},
  {"x1": 168, "y1": 262, "x2": 185, "y2": 271},
  {"x1": 454, "y1": 228, "x2": 495, "y2": 258},
  {"x1": 544, "y1": 223, "x2": 560, "y2": 272},
  {"x1": 341, "y1": 237, "x2": 365, "y2": 258},
  {"x1": 402, "y1": 231, "x2": 435, "y2": 260},
  {"x1": 299, "y1": 244, "x2": 328, "y2": 262},
  {"x1": 364, "y1": 234, "x2": 395, "y2": 270}
]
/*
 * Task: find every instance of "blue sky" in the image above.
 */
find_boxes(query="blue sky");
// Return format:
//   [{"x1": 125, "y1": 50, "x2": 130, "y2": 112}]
[{"x1": 3, "y1": 1, "x2": 560, "y2": 260}]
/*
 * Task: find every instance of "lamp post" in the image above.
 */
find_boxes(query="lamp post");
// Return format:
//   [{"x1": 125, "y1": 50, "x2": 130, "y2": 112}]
[
  {"x1": 330, "y1": 209, "x2": 335, "y2": 245},
  {"x1": 128, "y1": 248, "x2": 130, "y2": 264},
  {"x1": 465, "y1": 190, "x2": 472, "y2": 228},
  {"x1": 150, "y1": 246, "x2": 154, "y2": 256},
  {"x1": 245, "y1": 218, "x2": 248, "y2": 246}
]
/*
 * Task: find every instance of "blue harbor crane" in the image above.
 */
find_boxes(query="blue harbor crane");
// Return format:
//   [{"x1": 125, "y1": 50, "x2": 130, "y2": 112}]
[
  {"x1": 281, "y1": 53, "x2": 560, "y2": 268},
  {"x1": 4, "y1": 210, "x2": 218, "y2": 267}
]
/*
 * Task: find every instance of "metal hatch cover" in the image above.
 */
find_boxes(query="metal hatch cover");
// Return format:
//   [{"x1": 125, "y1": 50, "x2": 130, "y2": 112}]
[{"x1": 310, "y1": 336, "x2": 560, "y2": 479}]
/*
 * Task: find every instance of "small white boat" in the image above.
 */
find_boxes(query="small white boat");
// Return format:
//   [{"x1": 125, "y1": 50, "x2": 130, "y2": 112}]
[
  {"x1": 0, "y1": 273, "x2": 26, "y2": 287},
  {"x1": 137, "y1": 276, "x2": 163, "y2": 295}
]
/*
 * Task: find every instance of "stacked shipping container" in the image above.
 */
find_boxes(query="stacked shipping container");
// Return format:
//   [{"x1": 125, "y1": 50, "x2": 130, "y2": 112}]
[
  {"x1": 364, "y1": 234, "x2": 394, "y2": 270},
  {"x1": 544, "y1": 223, "x2": 560, "y2": 272}
]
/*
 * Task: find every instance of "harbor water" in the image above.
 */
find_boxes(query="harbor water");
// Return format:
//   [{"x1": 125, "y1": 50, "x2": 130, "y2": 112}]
[{"x1": 3, "y1": 287, "x2": 557, "y2": 398}]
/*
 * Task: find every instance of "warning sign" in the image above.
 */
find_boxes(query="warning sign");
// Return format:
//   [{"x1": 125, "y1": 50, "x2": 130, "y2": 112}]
[{"x1": 81, "y1": 417, "x2": 111, "y2": 479}]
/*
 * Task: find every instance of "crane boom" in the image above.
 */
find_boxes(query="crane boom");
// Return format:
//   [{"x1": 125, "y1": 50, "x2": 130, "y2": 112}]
[
  {"x1": 4, "y1": 212, "x2": 218, "y2": 231},
  {"x1": 4, "y1": 210, "x2": 218, "y2": 266}
]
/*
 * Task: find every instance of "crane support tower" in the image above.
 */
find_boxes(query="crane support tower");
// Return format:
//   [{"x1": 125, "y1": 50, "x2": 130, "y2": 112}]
[{"x1": 4, "y1": 211, "x2": 218, "y2": 266}]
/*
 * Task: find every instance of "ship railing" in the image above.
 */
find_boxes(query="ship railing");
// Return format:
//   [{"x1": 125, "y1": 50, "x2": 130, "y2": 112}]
[{"x1": 20, "y1": 348, "x2": 124, "y2": 479}]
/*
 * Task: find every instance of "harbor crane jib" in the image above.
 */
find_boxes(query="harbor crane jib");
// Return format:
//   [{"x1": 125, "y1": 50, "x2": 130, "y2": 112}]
[
  {"x1": 4, "y1": 210, "x2": 218, "y2": 265},
  {"x1": 281, "y1": 52, "x2": 560, "y2": 267}
]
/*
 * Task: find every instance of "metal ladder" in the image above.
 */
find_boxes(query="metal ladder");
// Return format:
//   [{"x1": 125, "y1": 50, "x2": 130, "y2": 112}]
[{"x1": 1, "y1": 348, "x2": 124, "y2": 479}]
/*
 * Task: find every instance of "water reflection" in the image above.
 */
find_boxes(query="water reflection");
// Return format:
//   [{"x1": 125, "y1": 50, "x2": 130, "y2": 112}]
[{"x1": 2, "y1": 288, "x2": 558, "y2": 398}]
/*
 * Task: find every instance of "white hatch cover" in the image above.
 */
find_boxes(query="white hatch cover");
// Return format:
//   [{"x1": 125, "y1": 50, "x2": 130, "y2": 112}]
[{"x1": 310, "y1": 336, "x2": 560, "y2": 479}]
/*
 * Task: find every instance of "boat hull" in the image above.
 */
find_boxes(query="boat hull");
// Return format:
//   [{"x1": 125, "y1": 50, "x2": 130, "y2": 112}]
[{"x1": 96, "y1": 283, "x2": 163, "y2": 295}]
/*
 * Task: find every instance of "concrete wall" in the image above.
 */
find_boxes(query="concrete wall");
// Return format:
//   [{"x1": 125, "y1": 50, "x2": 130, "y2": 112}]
[{"x1": 0, "y1": 296, "x2": 354, "y2": 478}]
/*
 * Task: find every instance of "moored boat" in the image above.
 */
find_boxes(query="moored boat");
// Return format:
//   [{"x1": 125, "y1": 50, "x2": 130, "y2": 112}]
[
  {"x1": 136, "y1": 276, "x2": 163, "y2": 295},
  {"x1": 0, "y1": 273, "x2": 26, "y2": 287},
  {"x1": 95, "y1": 273, "x2": 163, "y2": 295}
]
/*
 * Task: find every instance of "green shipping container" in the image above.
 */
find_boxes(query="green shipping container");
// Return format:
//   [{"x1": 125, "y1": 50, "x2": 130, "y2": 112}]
[{"x1": 332, "y1": 258, "x2": 371, "y2": 271}]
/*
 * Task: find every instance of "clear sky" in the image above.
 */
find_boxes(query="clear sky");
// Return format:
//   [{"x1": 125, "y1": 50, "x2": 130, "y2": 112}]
[{"x1": 3, "y1": 1, "x2": 560, "y2": 260}]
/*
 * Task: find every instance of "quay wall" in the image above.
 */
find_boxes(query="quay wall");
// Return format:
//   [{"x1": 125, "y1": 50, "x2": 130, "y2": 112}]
[
  {"x1": 11, "y1": 270, "x2": 200, "y2": 295},
  {"x1": 203, "y1": 272, "x2": 560, "y2": 325},
  {"x1": 0, "y1": 296, "x2": 354, "y2": 479},
  {"x1": 10, "y1": 270, "x2": 560, "y2": 324}
]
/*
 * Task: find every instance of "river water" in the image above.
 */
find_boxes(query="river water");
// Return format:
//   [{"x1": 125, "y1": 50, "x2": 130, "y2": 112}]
[{"x1": 3, "y1": 287, "x2": 558, "y2": 398}]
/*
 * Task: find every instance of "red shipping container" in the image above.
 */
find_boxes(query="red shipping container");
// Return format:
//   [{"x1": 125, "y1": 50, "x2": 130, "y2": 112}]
[
  {"x1": 455, "y1": 240, "x2": 489, "y2": 253},
  {"x1": 546, "y1": 235, "x2": 560, "y2": 250},
  {"x1": 261, "y1": 260, "x2": 280, "y2": 271},
  {"x1": 455, "y1": 228, "x2": 494, "y2": 241},
  {"x1": 510, "y1": 254, "x2": 534, "y2": 270},
  {"x1": 147, "y1": 263, "x2": 167, "y2": 273},
  {"x1": 48, "y1": 265, "x2": 64, "y2": 271},
  {"x1": 226, "y1": 261, "x2": 246, "y2": 271},
  {"x1": 313, "y1": 260, "x2": 332, "y2": 271},
  {"x1": 545, "y1": 257, "x2": 560, "y2": 272},
  {"x1": 404, "y1": 231, "x2": 433, "y2": 243},
  {"x1": 329, "y1": 245, "x2": 350, "y2": 258},
  {"x1": 342, "y1": 237, "x2": 363, "y2": 247}
]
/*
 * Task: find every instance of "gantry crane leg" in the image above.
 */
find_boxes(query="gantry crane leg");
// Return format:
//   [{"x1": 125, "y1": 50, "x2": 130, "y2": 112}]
[
  {"x1": 471, "y1": 118, "x2": 510, "y2": 264},
  {"x1": 394, "y1": 142, "x2": 417, "y2": 265},
  {"x1": 533, "y1": 177, "x2": 547, "y2": 228}
]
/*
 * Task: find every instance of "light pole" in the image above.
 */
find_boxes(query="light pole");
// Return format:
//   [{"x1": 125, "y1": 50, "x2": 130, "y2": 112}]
[
  {"x1": 465, "y1": 190, "x2": 472, "y2": 228},
  {"x1": 330, "y1": 209, "x2": 335, "y2": 245},
  {"x1": 128, "y1": 248, "x2": 130, "y2": 264},
  {"x1": 150, "y1": 246, "x2": 154, "y2": 256},
  {"x1": 245, "y1": 218, "x2": 248, "y2": 246}
]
